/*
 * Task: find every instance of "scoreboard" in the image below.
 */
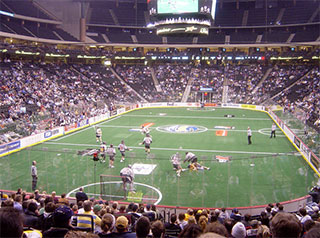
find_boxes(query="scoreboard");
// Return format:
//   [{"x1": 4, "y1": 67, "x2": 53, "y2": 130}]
[
  {"x1": 148, "y1": 0, "x2": 216, "y2": 36},
  {"x1": 149, "y1": 0, "x2": 215, "y2": 15}
]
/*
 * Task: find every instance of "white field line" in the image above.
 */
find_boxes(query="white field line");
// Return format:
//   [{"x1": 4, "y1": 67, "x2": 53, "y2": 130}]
[
  {"x1": 53, "y1": 116, "x2": 121, "y2": 141},
  {"x1": 89, "y1": 124, "x2": 285, "y2": 135},
  {"x1": 122, "y1": 114, "x2": 270, "y2": 120},
  {"x1": 45, "y1": 141, "x2": 292, "y2": 156}
]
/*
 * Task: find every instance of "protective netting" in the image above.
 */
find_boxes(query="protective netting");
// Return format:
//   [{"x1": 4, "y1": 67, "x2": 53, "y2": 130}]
[
  {"x1": 275, "y1": 110, "x2": 320, "y2": 158},
  {"x1": 0, "y1": 145, "x2": 317, "y2": 208}
]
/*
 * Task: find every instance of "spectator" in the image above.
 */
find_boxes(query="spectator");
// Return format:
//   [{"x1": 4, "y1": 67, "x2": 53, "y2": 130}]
[
  {"x1": 151, "y1": 220, "x2": 165, "y2": 238},
  {"x1": 43, "y1": 205, "x2": 74, "y2": 238},
  {"x1": 136, "y1": 216, "x2": 151, "y2": 238},
  {"x1": 178, "y1": 223, "x2": 202, "y2": 238},
  {"x1": 51, "y1": 191, "x2": 59, "y2": 204},
  {"x1": 223, "y1": 218, "x2": 236, "y2": 237},
  {"x1": 77, "y1": 200, "x2": 101, "y2": 232},
  {"x1": 13, "y1": 194, "x2": 23, "y2": 212},
  {"x1": 231, "y1": 221, "x2": 246, "y2": 238},
  {"x1": 218, "y1": 208, "x2": 229, "y2": 223},
  {"x1": 98, "y1": 213, "x2": 115, "y2": 237},
  {"x1": 246, "y1": 220, "x2": 259, "y2": 238},
  {"x1": 270, "y1": 212, "x2": 302, "y2": 238},
  {"x1": 24, "y1": 201, "x2": 40, "y2": 229},
  {"x1": 204, "y1": 222, "x2": 229, "y2": 237},
  {"x1": 198, "y1": 215, "x2": 208, "y2": 232},
  {"x1": 0, "y1": 207, "x2": 24, "y2": 237},
  {"x1": 38, "y1": 202, "x2": 56, "y2": 232},
  {"x1": 178, "y1": 213, "x2": 188, "y2": 230},
  {"x1": 57, "y1": 193, "x2": 69, "y2": 206},
  {"x1": 165, "y1": 213, "x2": 182, "y2": 237},
  {"x1": 305, "y1": 223, "x2": 320, "y2": 238},
  {"x1": 144, "y1": 204, "x2": 156, "y2": 222},
  {"x1": 76, "y1": 187, "x2": 88, "y2": 205},
  {"x1": 256, "y1": 225, "x2": 270, "y2": 238},
  {"x1": 230, "y1": 208, "x2": 242, "y2": 221},
  {"x1": 298, "y1": 207, "x2": 312, "y2": 225},
  {"x1": 106, "y1": 215, "x2": 136, "y2": 238}
]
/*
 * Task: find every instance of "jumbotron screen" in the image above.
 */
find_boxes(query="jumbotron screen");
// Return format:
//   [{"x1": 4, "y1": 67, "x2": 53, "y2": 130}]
[
  {"x1": 158, "y1": 0, "x2": 198, "y2": 14},
  {"x1": 149, "y1": 0, "x2": 216, "y2": 17}
]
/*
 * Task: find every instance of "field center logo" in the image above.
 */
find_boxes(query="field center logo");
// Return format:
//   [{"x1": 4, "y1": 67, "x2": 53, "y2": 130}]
[
  {"x1": 132, "y1": 163, "x2": 157, "y2": 175},
  {"x1": 156, "y1": 125, "x2": 207, "y2": 134}
]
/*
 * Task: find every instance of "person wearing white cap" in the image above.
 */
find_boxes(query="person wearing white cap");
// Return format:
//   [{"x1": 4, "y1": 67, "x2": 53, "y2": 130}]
[{"x1": 231, "y1": 222, "x2": 246, "y2": 238}]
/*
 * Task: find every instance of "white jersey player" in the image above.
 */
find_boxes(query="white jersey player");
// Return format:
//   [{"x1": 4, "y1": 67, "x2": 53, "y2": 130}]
[
  {"x1": 140, "y1": 134, "x2": 152, "y2": 154},
  {"x1": 120, "y1": 165, "x2": 135, "y2": 194},
  {"x1": 100, "y1": 142, "x2": 107, "y2": 163},
  {"x1": 171, "y1": 152, "x2": 185, "y2": 177},
  {"x1": 184, "y1": 152, "x2": 198, "y2": 164},
  {"x1": 184, "y1": 152, "x2": 210, "y2": 171},
  {"x1": 141, "y1": 125, "x2": 150, "y2": 135},
  {"x1": 118, "y1": 140, "x2": 131, "y2": 162},
  {"x1": 107, "y1": 144, "x2": 116, "y2": 168},
  {"x1": 96, "y1": 127, "x2": 102, "y2": 143}
]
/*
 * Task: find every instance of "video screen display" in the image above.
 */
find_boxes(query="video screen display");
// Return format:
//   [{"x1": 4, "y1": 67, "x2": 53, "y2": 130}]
[{"x1": 157, "y1": 0, "x2": 198, "y2": 14}]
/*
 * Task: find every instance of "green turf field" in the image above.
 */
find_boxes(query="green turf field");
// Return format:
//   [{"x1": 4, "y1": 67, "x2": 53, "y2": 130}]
[{"x1": 0, "y1": 107, "x2": 318, "y2": 208}]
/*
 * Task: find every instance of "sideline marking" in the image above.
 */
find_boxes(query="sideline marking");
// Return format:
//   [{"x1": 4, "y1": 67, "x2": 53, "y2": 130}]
[
  {"x1": 187, "y1": 108, "x2": 216, "y2": 111},
  {"x1": 66, "y1": 181, "x2": 163, "y2": 205},
  {"x1": 45, "y1": 141, "x2": 295, "y2": 156},
  {"x1": 123, "y1": 114, "x2": 270, "y2": 120},
  {"x1": 97, "y1": 124, "x2": 270, "y2": 133},
  {"x1": 53, "y1": 116, "x2": 121, "y2": 141}
]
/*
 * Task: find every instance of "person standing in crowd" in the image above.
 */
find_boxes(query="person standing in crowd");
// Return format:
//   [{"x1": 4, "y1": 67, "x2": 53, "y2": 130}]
[
  {"x1": 247, "y1": 127, "x2": 252, "y2": 145},
  {"x1": 118, "y1": 140, "x2": 131, "y2": 163},
  {"x1": 31, "y1": 161, "x2": 38, "y2": 191},
  {"x1": 75, "y1": 187, "x2": 88, "y2": 205},
  {"x1": 96, "y1": 126, "x2": 102, "y2": 143},
  {"x1": 165, "y1": 214, "x2": 182, "y2": 237},
  {"x1": 270, "y1": 123, "x2": 276, "y2": 138},
  {"x1": 107, "y1": 144, "x2": 116, "y2": 168}
]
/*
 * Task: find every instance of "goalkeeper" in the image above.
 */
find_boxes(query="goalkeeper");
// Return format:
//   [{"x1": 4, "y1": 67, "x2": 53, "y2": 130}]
[{"x1": 120, "y1": 165, "x2": 135, "y2": 192}]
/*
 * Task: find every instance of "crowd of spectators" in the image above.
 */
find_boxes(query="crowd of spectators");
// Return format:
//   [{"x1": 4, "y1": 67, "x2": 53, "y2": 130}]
[
  {"x1": 1, "y1": 59, "x2": 319, "y2": 144},
  {"x1": 189, "y1": 64, "x2": 266, "y2": 104},
  {"x1": 2, "y1": 188, "x2": 320, "y2": 238},
  {"x1": 155, "y1": 64, "x2": 191, "y2": 102},
  {"x1": 0, "y1": 61, "x2": 140, "y2": 144},
  {"x1": 115, "y1": 65, "x2": 159, "y2": 102},
  {"x1": 274, "y1": 67, "x2": 320, "y2": 133},
  {"x1": 255, "y1": 65, "x2": 311, "y2": 104}
]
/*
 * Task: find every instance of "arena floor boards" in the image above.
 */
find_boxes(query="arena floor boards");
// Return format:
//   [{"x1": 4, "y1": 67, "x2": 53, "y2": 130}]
[{"x1": 1, "y1": 107, "x2": 318, "y2": 208}]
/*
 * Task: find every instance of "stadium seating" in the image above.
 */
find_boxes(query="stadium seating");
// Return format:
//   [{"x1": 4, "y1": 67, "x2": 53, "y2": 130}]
[{"x1": 1, "y1": 0, "x2": 52, "y2": 20}]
